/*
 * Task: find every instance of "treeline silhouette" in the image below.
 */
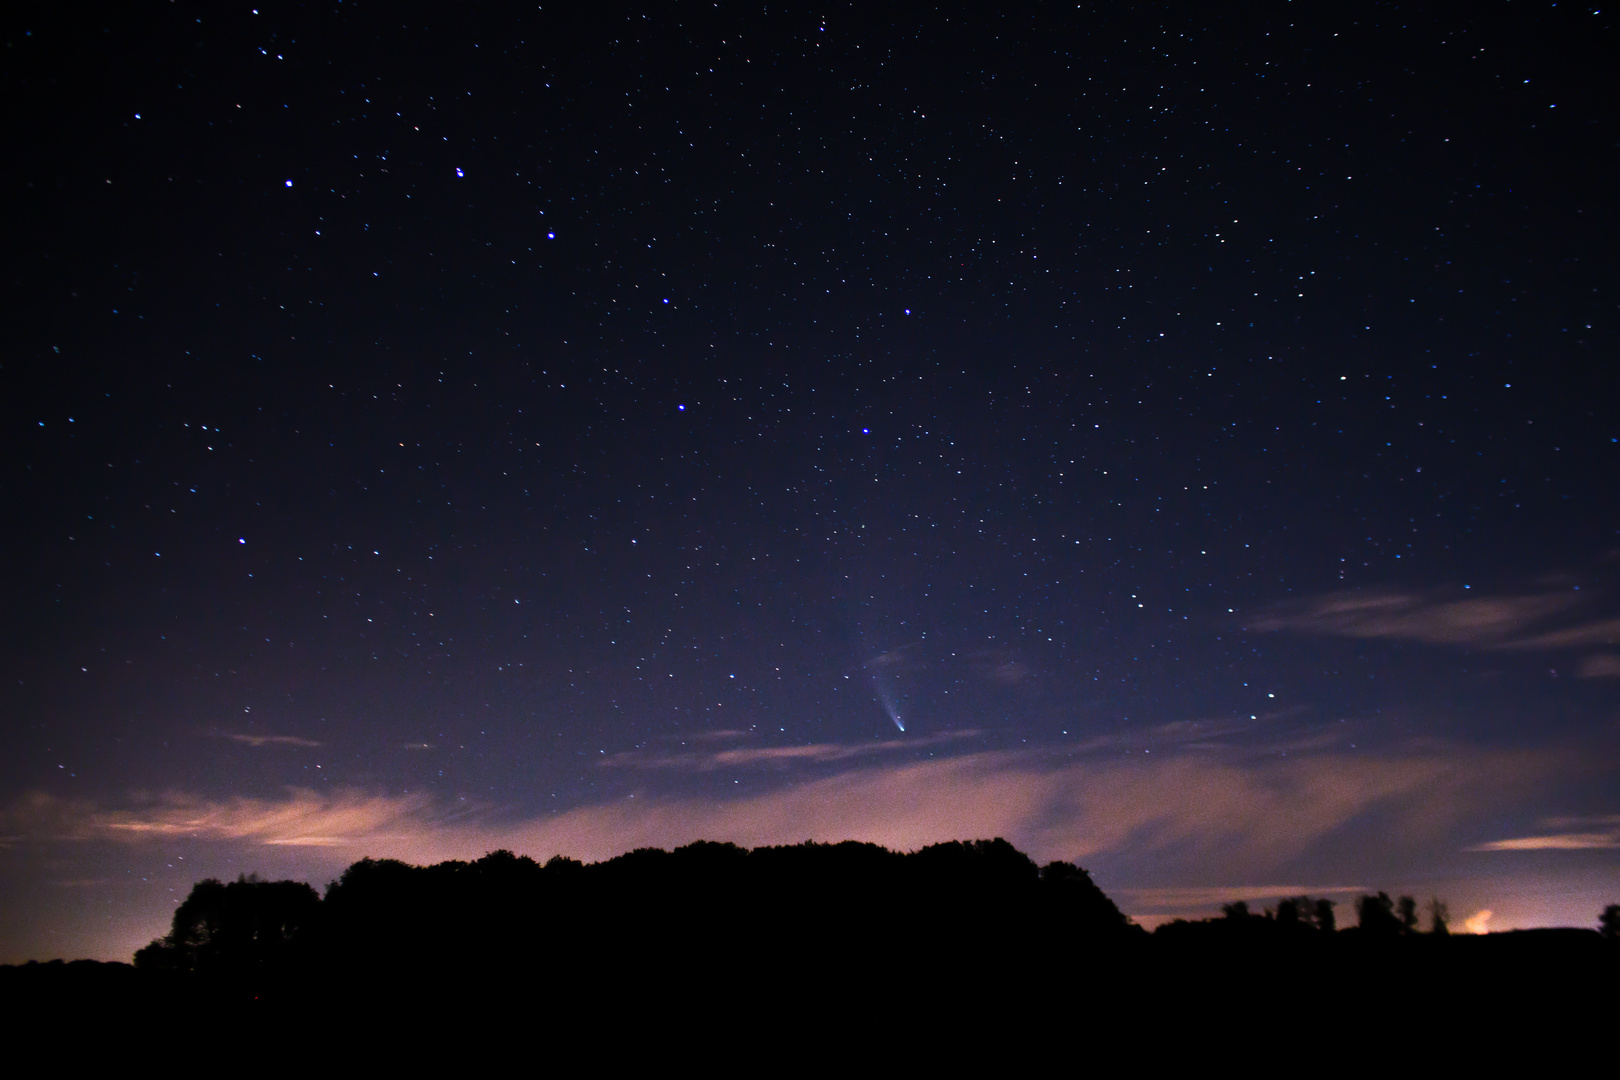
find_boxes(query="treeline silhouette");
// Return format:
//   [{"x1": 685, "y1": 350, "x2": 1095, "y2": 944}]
[
  {"x1": 5, "y1": 838, "x2": 1616, "y2": 1055},
  {"x1": 131, "y1": 838, "x2": 1135, "y2": 994}
]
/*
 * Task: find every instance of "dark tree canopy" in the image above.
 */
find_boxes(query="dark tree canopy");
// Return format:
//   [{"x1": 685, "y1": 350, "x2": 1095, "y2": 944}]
[
  {"x1": 116, "y1": 840, "x2": 1601, "y2": 1032},
  {"x1": 135, "y1": 875, "x2": 319, "y2": 975},
  {"x1": 1398, "y1": 895, "x2": 1420, "y2": 934},
  {"x1": 129, "y1": 839, "x2": 1137, "y2": 991},
  {"x1": 1356, "y1": 892, "x2": 1407, "y2": 937}
]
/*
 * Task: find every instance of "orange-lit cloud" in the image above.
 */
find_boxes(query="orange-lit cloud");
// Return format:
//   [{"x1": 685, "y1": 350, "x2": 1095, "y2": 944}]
[
  {"x1": 504, "y1": 744, "x2": 1525, "y2": 869},
  {"x1": 1468, "y1": 814, "x2": 1620, "y2": 851},
  {"x1": 1, "y1": 788, "x2": 444, "y2": 849},
  {"x1": 1463, "y1": 909, "x2": 1493, "y2": 934},
  {"x1": 1469, "y1": 833, "x2": 1620, "y2": 851},
  {"x1": 2, "y1": 741, "x2": 1564, "y2": 876}
]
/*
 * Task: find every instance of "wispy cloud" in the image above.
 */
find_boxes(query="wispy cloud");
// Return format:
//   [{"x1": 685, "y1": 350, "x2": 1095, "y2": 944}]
[
  {"x1": 1470, "y1": 833, "x2": 1620, "y2": 851},
  {"x1": 0, "y1": 788, "x2": 445, "y2": 849},
  {"x1": 1508, "y1": 619, "x2": 1620, "y2": 650},
  {"x1": 218, "y1": 733, "x2": 323, "y2": 748},
  {"x1": 1253, "y1": 586, "x2": 1616, "y2": 654},
  {"x1": 602, "y1": 730, "x2": 981, "y2": 770},
  {"x1": 1469, "y1": 814, "x2": 1620, "y2": 851},
  {"x1": 966, "y1": 647, "x2": 1033, "y2": 687},
  {"x1": 863, "y1": 643, "x2": 921, "y2": 670},
  {"x1": 1253, "y1": 590, "x2": 1571, "y2": 645},
  {"x1": 3, "y1": 741, "x2": 1565, "y2": 878},
  {"x1": 517, "y1": 744, "x2": 1545, "y2": 872},
  {"x1": 1576, "y1": 654, "x2": 1620, "y2": 678},
  {"x1": 1540, "y1": 814, "x2": 1620, "y2": 828}
]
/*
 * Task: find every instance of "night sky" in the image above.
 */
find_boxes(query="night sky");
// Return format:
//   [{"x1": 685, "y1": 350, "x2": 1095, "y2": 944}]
[{"x1": 4, "y1": 2, "x2": 1617, "y2": 963}]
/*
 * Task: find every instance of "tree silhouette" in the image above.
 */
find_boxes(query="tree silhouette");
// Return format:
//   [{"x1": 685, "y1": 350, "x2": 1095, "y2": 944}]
[
  {"x1": 109, "y1": 838, "x2": 1619, "y2": 1030},
  {"x1": 1037, "y1": 859, "x2": 1134, "y2": 939},
  {"x1": 1357, "y1": 892, "x2": 1404, "y2": 936},
  {"x1": 1275, "y1": 897, "x2": 1304, "y2": 927},
  {"x1": 135, "y1": 874, "x2": 319, "y2": 976},
  {"x1": 1428, "y1": 898, "x2": 1450, "y2": 936}
]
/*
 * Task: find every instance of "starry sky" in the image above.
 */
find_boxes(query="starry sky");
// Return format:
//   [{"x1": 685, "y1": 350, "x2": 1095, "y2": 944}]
[{"x1": 3, "y1": 2, "x2": 1617, "y2": 962}]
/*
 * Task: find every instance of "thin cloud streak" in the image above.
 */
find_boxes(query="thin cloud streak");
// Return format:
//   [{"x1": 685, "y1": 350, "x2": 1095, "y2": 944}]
[
  {"x1": 218, "y1": 734, "x2": 323, "y2": 748},
  {"x1": 603, "y1": 730, "x2": 981, "y2": 770},
  {"x1": 1254, "y1": 587, "x2": 1616, "y2": 653},
  {"x1": 1468, "y1": 813, "x2": 1620, "y2": 851},
  {"x1": 1507, "y1": 618, "x2": 1620, "y2": 651},
  {"x1": 1, "y1": 788, "x2": 443, "y2": 849},
  {"x1": 1469, "y1": 833, "x2": 1620, "y2": 851}
]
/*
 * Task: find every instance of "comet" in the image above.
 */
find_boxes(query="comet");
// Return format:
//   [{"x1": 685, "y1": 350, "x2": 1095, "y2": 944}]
[
  {"x1": 874, "y1": 680, "x2": 905, "y2": 731},
  {"x1": 863, "y1": 643, "x2": 919, "y2": 732}
]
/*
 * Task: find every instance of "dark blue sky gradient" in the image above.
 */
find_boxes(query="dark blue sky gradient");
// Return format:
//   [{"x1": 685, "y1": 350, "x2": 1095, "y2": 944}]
[{"x1": 3, "y1": 1, "x2": 1615, "y2": 961}]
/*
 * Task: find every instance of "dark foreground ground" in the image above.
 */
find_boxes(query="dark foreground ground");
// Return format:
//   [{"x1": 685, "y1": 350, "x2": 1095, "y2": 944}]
[{"x1": 4, "y1": 930, "x2": 1612, "y2": 1067}]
